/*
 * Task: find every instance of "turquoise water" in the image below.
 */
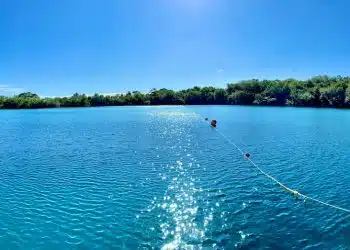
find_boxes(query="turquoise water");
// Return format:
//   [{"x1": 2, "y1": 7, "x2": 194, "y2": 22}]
[{"x1": 0, "y1": 106, "x2": 349, "y2": 249}]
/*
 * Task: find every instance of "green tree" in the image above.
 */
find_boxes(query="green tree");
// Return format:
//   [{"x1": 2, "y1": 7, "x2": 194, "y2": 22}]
[
  {"x1": 214, "y1": 88, "x2": 227, "y2": 104},
  {"x1": 228, "y1": 90, "x2": 254, "y2": 105},
  {"x1": 184, "y1": 88, "x2": 202, "y2": 105},
  {"x1": 320, "y1": 86, "x2": 346, "y2": 107},
  {"x1": 201, "y1": 87, "x2": 215, "y2": 104},
  {"x1": 17, "y1": 92, "x2": 39, "y2": 99},
  {"x1": 264, "y1": 81, "x2": 290, "y2": 105},
  {"x1": 3, "y1": 75, "x2": 350, "y2": 109},
  {"x1": 253, "y1": 94, "x2": 276, "y2": 105}
]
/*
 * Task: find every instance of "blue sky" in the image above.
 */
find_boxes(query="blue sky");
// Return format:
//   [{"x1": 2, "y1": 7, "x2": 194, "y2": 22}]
[{"x1": 1, "y1": 0, "x2": 350, "y2": 97}]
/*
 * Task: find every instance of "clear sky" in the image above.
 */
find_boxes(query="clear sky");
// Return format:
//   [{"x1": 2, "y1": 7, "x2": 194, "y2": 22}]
[{"x1": 1, "y1": 0, "x2": 350, "y2": 97}]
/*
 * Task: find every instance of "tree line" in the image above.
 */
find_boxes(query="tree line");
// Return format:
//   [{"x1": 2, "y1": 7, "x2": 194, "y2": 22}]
[{"x1": 1, "y1": 75, "x2": 350, "y2": 109}]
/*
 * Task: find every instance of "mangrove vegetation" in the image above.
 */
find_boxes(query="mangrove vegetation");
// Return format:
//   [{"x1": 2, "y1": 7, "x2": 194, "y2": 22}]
[{"x1": 2, "y1": 75, "x2": 350, "y2": 109}]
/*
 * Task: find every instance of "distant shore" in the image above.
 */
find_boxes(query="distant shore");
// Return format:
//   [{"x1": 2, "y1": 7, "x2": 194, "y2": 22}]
[{"x1": 1, "y1": 75, "x2": 350, "y2": 109}]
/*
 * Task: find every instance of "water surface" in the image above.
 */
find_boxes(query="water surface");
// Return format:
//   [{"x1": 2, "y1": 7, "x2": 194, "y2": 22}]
[{"x1": 0, "y1": 106, "x2": 349, "y2": 249}]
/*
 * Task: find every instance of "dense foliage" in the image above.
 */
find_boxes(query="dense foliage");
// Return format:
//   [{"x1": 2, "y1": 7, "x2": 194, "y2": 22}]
[{"x1": 2, "y1": 76, "x2": 350, "y2": 109}]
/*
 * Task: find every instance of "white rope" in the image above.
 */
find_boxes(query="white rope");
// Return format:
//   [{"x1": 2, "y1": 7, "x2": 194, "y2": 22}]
[{"x1": 198, "y1": 113, "x2": 350, "y2": 213}]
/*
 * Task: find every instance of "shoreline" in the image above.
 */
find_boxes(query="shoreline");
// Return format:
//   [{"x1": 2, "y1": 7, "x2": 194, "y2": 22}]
[
  {"x1": 2, "y1": 75, "x2": 350, "y2": 109},
  {"x1": 1, "y1": 104, "x2": 349, "y2": 111}
]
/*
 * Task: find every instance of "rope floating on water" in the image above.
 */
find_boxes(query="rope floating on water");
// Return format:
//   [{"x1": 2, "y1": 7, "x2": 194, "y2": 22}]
[{"x1": 201, "y1": 115, "x2": 350, "y2": 214}]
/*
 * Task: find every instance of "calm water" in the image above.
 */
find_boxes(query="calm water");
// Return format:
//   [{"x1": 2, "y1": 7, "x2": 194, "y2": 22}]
[{"x1": 0, "y1": 106, "x2": 349, "y2": 249}]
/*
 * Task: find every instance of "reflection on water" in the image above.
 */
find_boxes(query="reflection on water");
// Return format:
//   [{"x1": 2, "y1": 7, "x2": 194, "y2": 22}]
[
  {"x1": 137, "y1": 109, "x2": 229, "y2": 249},
  {"x1": 158, "y1": 160, "x2": 206, "y2": 249}
]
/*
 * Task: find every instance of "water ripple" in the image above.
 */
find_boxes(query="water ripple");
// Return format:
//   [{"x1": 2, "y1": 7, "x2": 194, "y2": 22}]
[{"x1": 0, "y1": 107, "x2": 349, "y2": 249}]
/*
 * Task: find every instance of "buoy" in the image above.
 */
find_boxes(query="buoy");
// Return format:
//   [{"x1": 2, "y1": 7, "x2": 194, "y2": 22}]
[{"x1": 210, "y1": 120, "x2": 217, "y2": 127}]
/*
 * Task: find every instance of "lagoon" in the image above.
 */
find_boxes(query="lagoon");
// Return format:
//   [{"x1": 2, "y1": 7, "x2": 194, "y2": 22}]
[{"x1": 0, "y1": 106, "x2": 349, "y2": 249}]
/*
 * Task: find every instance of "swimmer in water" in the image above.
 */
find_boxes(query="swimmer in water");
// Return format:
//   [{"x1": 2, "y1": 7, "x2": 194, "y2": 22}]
[{"x1": 210, "y1": 120, "x2": 217, "y2": 127}]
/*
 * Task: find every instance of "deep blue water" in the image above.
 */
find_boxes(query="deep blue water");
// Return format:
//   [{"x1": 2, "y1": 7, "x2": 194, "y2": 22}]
[{"x1": 0, "y1": 106, "x2": 349, "y2": 249}]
